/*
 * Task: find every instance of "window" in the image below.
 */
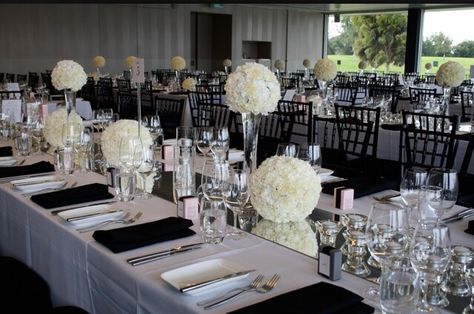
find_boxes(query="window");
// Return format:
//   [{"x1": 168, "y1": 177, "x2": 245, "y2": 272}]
[{"x1": 327, "y1": 12, "x2": 408, "y2": 74}]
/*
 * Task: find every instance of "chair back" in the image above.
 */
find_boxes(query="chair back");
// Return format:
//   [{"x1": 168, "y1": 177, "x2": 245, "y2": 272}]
[
  {"x1": 334, "y1": 85, "x2": 357, "y2": 106},
  {"x1": 409, "y1": 87, "x2": 438, "y2": 108},
  {"x1": 369, "y1": 84, "x2": 401, "y2": 113},
  {"x1": 199, "y1": 102, "x2": 233, "y2": 129},
  {"x1": 154, "y1": 95, "x2": 186, "y2": 139},
  {"x1": 460, "y1": 90, "x2": 472, "y2": 122},
  {"x1": 401, "y1": 111, "x2": 459, "y2": 173},
  {"x1": 276, "y1": 99, "x2": 313, "y2": 143},
  {"x1": 257, "y1": 113, "x2": 293, "y2": 165}
]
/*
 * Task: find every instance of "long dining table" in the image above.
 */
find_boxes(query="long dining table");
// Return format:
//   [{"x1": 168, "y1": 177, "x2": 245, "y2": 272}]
[{"x1": 0, "y1": 144, "x2": 472, "y2": 313}]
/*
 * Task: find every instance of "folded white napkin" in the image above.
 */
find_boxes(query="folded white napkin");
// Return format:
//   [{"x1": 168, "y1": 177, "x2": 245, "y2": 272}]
[
  {"x1": 0, "y1": 157, "x2": 17, "y2": 167},
  {"x1": 14, "y1": 180, "x2": 66, "y2": 194},
  {"x1": 58, "y1": 204, "x2": 125, "y2": 229}
]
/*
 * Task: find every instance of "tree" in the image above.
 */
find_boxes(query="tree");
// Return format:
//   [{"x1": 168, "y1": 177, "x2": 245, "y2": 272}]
[
  {"x1": 422, "y1": 32, "x2": 453, "y2": 56},
  {"x1": 351, "y1": 14, "x2": 407, "y2": 71},
  {"x1": 453, "y1": 40, "x2": 474, "y2": 57},
  {"x1": 328, "y1": 16, "x2": 356, "y2": 55}
]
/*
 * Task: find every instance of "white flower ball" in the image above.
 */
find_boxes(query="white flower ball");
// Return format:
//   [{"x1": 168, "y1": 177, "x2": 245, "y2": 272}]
[
  {"x1": 92, "y1": 56, "x2": 106, "y2": 68},
  {"x1": 223, "y1": 59, "x2": 232, "y2": 67},
  {"x1": 274, "y1": 59, "x2": 285, "y2": 70},
  {"x1": 170, "y1": 56, "x2": 186, "y2": 71},
  {"x1": 224, "y1": 62, "x2": 280, "y2": 115},
  {"x1": 51, "y1": 60, "x2": 87, "y2": 92},
  {"x1": 313, "y1": 58, "x2": 337, "y2": 82},
  {"x1": 303, "y1": 59, "x2": 312, "y2": 68},
  {"x1": 182, "y1": 77, "x2": 197, "y2": 91},
  {"x1": 124, "y1": 56, "x2": 136, "y2": 69},
  {"x1": 436, "y1": 61, "x2": 465, "y2": 87},
  {"x1": 44, "y1": 108, "x2": 83, "y2": 148},
  {"x1": 249, "y1": 156, "x2": 321, "y2": 223}
]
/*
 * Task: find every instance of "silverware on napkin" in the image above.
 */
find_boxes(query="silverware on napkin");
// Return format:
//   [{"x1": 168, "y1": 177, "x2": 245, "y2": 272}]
[
  {"x1": 50, "y1": 200, "x2": 117, "y2": 215},
  {"x1": 66, "y1": 210, "x2": 124, "y2": 222},
  {"x1": 127, "y1": 242, "x2": 203, "y2": 266},
  {"x1": 180, "y1": 269, "x2": 256, "y2": 293}
]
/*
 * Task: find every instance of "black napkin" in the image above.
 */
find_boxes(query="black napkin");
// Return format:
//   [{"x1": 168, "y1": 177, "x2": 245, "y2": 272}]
[
  {"x1": 465, "y1": 220, "x2": 474, "y2": 235},
  {"x1": 322, "y1": 176, "x2": 398, "y2": 199},
  {"x1": 229, "y1": 281, "x2": 374, "y2": 314},
  {"x1": 380, "y1": 124, "x2": 402, "y2": 131},
  {"x1": 30, "y1": 183, "x2": 114, "y2": 209},
  {"x1": 0, "y1": 146, "x2": 13, "y2": 156},
  {"x1": 0, "y1": 161, "x2": 55, "y2": 178},
  {"x1": 92, "y1": 216, "x2": 196, "y2": 253}
]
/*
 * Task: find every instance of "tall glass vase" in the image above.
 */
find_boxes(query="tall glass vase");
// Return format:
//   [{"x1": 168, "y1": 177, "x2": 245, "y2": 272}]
[
  {"x1": 241, "y1": 112, "x2": 261, "y2": 177},
  {"x1": 443, "y1": 86, "x2": 451, "y2": 115},
  {"x1": 64, "y1": 89, "x2": 76, "y2": 126}
]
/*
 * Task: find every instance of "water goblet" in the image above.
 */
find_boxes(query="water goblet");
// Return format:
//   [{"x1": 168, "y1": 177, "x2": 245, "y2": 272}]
[
  {"x1": 202, "y1": 160, "x2": 229, "y2": 202},
  {"x1": 426, "y1": 168, "x2": 458, "y2": 221},
  {"x1": 276, "y1": 142, "x2": 299, "y2": 157},
  {"x1": 400, "y1": 167, "x2": 428, "y2": 226},
  {"x1": 222, "y1": 168, "x2": 250, "y2": 239},
  {"x1": 195, "y1": 126, "x2": 214, "y2": 158},
  {"x1": 299, "y1": 143, "x2": 322, "y2": 174},
  {"x1": 210, "y1": 127, "x2": 229, "y2": 162}
]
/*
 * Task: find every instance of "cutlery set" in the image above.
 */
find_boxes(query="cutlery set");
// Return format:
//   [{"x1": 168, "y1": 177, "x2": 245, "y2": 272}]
[
  {"x1": 127, "y1": 242, "x2": 204, "y2": 266},
  {"x1": 77, "y1": 211, "x2": 142, "y2": 233},
  {"x1": 442, "y1": 207, "x2": 474, "y2": 223}
]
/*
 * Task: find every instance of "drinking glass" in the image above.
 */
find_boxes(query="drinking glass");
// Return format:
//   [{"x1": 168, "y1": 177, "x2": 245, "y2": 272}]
[
  {"x1": 222, "y1": 168, "x2": 250, "y2": 239},
  {"x1": 195, "y1": 126, "x2": 214, "y2": 158},
  {"x1": 400, "y1": 167, "x2": 427, "y2": 226},
  {"x1": 202, "y1": 160, "x2": 229, "y2": 202},
  {"x1": 15, "y1": 124, "x2": 32, "y2": 156},
  {"x1": 299, "y1": 143, "x2": 322, "y2": 174},
  {"x1": 92, "y1": 109, "x2": 105, "y2": 132},
  {"x1": 62, "y1": 122, "x2": 83, "y2": 147},
  {"x1": 276, "y1": 142, "x2": 299, "y2": 157},
  {"x1": 114, "y1": 168, "x2": 136, "y2": 202},
  {"x1": 210, "y1": 127, "x2": 229, "y2": 162},
  {"x1": 409, "y1": 221, "x2": 452, "y2": 312},
  {"x1": 76, "y1": 128, "x2": 93, "y2": 172},
  {"x1": 136, "y1": 143, "x2": 158, "y2": 199},
  {"x1": 199, "y1": 198, "x2": 227, "y2": 244},
  {"x1": 119, "y1": 137, "x2": 143, "y2": 171},
  {"x1": 365, "y1": 202, "x2": 411, "y2": 300},
  {"x1": 425, "y1": 168, "x2": 458, "y2": 221},
  {"x1": 142, "y1": 114, "x2": 163, "y2": 150}
]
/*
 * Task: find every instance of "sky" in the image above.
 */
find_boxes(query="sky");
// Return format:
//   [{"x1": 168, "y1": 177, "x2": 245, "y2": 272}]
[{"x1": 329, "y1": 8, "x2": 474, "y2": 45}]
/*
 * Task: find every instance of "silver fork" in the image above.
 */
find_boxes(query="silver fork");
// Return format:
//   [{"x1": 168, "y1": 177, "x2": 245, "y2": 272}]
[
  {"x1": 197, "y1": 274, "x2": 264, "y2": 307},
  {"x1": 203, "y1": 274, "x2": 280, "y2": 310},
  {"x1": 77, "y1": 212, "x2": 142, "y2": 233}
]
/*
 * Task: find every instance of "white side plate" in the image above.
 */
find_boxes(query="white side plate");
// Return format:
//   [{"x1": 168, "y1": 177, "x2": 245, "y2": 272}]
[{"x1": 161, "y1": 258, "x2": 249, "y2": 295}]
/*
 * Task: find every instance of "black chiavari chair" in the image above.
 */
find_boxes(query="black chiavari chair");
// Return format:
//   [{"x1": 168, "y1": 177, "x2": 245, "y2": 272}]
[
  {"x1": 154, "y1": 95, "x2": 186, "y2": 139},
  {"x1": 257, "y1": 113, "x2": 293, "y2": 166},
  {"x1": 409, "y1": 87, "x2": 438, "y2": 109},
  {"x1": 458, "y1": 134, "x2": 474, "y2": 207},
  {"x1": 460, "y1": 90, "x2": 473, "y2": 122},
  {"x1": 369, "y1": 84, "x2": 401, "y2": 113},
  {"x1": 5, "y1": 73, "x2": 15, "y2": 82},
  {"x1": 276, "y1": 100, "x2": 313, "y2": 144},
  {"x1": 97, "y1": 77, "x2": 114, "y2": 110}
]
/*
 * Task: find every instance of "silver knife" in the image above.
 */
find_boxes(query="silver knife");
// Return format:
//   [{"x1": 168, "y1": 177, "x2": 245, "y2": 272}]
[
  {"x1": 66, "y1": 210, "x2": 124, "y2": 222},
  {"x1": 180, "y1": 269, "x2": 256, "y2": 293},
  {"x1": 13, "y1": 179, "x2": 63, "y2": 187},
  {"x1": 50, "y1": 200, "x2": 117, "y2": 215},
  {"x1": 127, "y1": 244, "x2": 203, "y2": 266},
  {"x1": 442, "y1": 207, "x2": 474, "y2": 223}
]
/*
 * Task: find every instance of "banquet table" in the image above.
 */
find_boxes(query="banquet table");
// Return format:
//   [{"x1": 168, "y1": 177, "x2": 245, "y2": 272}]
[{"x1": 0, "y1": 145, "x2": 472, "y2": 313}]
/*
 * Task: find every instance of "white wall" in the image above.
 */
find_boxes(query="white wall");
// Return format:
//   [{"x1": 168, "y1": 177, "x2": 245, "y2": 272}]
[{"x1": 0, "y1": 4, "x2": 324, "y2": 75}]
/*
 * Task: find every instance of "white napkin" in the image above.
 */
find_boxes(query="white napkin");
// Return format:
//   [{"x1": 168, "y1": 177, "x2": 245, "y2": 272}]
[
  {"x1": 14, "y1": 180, "x2": 66, "y2": 194},
  {"x1": 57, "y1": 204, "x2": 125, "y2": 229},
  {"x1": 0, "y1": 157, "x2": 17, "y2": 167}
]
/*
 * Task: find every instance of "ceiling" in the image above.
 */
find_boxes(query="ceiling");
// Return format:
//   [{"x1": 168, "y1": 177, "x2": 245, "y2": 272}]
[{"x1": 239, "y1": 3, "x2": 474, "y2": 14}]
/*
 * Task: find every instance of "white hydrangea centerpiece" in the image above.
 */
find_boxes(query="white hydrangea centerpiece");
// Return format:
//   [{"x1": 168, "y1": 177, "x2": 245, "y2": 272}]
[
  {"x1": 182, "y1": 77, "x2": 196, "y2": 91},
  {"x1": 51, "y1": 60, "x2": 87, "y2": 92},
  {"x1": 224, "y1": 62, "x2": 280, "y2": 115},
  {"x1": 435, "y1": 61, "x2": 465, "y2": 87},
  {"x1": 249, "y1": 156, "x2": 321, "y2": 223},
  {"x1": 170, "y1": 56, "x2": 186, "y2": 71},
  {"x1": 274, "y1": 59, "x2": 285, "y2": 71},
  {"x1": 124, "y1": 56, "x2": 136, "y2": 69},
  {"x1": 44, "y1": 108, "x2": 83, "y2": 148},
  {"x1": 303, "y1": 59, "x2": 311, "y2": 68},
  {"x1": 425, "y1": 62, "x2": 432, "y2": 70},
  {"x1": 314, "y1": 58, "x2": 337, "y2": 82},
  {"x1": 101, "y1": 119, "x2": 153, "y2": 168},
  {"x1": 252, "y1": 219, "x2": 317, "y2": 257},
  {"x1": 358, "y1": 61, "x2": 368, "y2": 70},
  {"x1": 92, "y1": 56, "x2": 106, "y2": 68},
  {"x1": 223, "y1": 59, "x2": 232, "y2": 67}
]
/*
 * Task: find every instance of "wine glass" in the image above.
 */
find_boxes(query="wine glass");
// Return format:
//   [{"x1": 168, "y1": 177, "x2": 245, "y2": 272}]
[
  {"x1": 276, "y1": 142, "x2": 299, "y2": 157},
  {"x1": 222, "y1": 168, "x2": 250, "y2": 239},
  {"x1": 136, "y1": 143, "x2": 158, "y2": 199},
  {"x1": 425, "y1": 168, "x2": 459, "y2": 221},
  {"x1": 62, "y1": 122, "x2": 83, "y2": 147},
  {"x1": 119, "y1": 137, "x2": 143, "y2": 171},
  {"x1": 102, "y1": 108, "x2": 113, "y2": 127},
  {"x1": 77, "y1": 128, "x2": 93, "y2": 172},
  {"x1": 195, "y1": 127, "x2": 214, "y2": 158},
  {"x1": 364, "y1": 202, "x2": 410, "y2": 299},
  {"x1": 210, "y1": 127, "x2": 229, "y2": 162},
  {"x1": 409, "y1": 221, "x2": 452, "y2": 312},
  {"x1": 92, "y1": 109, "x2": 105, "y2": 132},
  {"x1": 202, "y1": 160, "x2": 229, "y2": 202},
  {"x1": 299, "y1": 143, "x2": 322, "y2": 174},
  {"x1": 400, "y1": 167, "x2": 427, "y2": 226}
]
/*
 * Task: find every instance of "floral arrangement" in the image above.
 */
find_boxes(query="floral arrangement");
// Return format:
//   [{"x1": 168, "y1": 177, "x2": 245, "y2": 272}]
[
  {"x1": 252, "y1": 219, "x2": 317, "y2": 257},
  {"x1": 303, "y1": 59, "x2": 311, "y2": 68},
  {"x1": 425, "y1": 62, "x2": 432, "y2": 70},
  {"x1": 92, "y1": 56, "x2": 106, "y2": 68},
  {"x1": 224, "y1": 62, "x2": 280, "y2": 115},
  {"x1": 101, "y1": 119, "x2": 153, "y2": 168},
  {"x1": 124, "y1": 56, "x2": 136, "y2": 69},
  {"x1": 170, "y1": 56, "x2": 186, "y2": 71},
  {"x1": 314, "y1": 58, "x2": 337, "y2": 82},
  {"x1": 274, "y1": 59, "x2": 285, "y2": 71},
  {"x1": 182, "y1": 77, "x2": 197, "y2": 91},
  {"x1": 249, "y1": 156, "x2": 321, "y2": 223},
  {"x1": 435, "y1": 61, "x2": 465, "y2": 87},
  {"x1": 51, "y1": 60, "x2": 87, "y2": 92},
  {"x1": 44, "y1": 108, "x2": 83, "y2": 148},
  {"x1": 223, "y1": 59, "x2": 232, "y2": 67},
  {"x1": 358, "y1": 61, "x2": 368, "y2": 70}
]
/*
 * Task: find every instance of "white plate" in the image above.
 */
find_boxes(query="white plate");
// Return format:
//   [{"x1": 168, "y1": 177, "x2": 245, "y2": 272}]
[
  {"x1": 161, "y1": 258, "x2": 250, "y2": 296},
  {"x1": 57, "y1": 204, "x2": 125, "y2": 229},
  {"x1": 319, "y1": 168, "x2": 334, "y2": 177}
]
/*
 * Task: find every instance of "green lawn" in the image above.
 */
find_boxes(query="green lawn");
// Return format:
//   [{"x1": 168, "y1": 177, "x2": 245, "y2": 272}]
[{"x1": 328, "y1": 54, "x2": 474, "y2": 76}]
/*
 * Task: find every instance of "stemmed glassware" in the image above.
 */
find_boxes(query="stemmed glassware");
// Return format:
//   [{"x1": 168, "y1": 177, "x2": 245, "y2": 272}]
[
  {"x1": 222, "y1": 168, "x2": 250, "y2": 239},
  {"x1": 195, "y1": 127, "x2": 214, "y2": 158},
  {"x1": 210, "y1": 127, "x2": 229, "y2": 162},
  {"x1": 136, "y1": 143, "x2": 159, "y2": 199},
  {"x1": 400, "y1": 167, "x2": 428, "y2": 226},
  {"x1": 298, "y1": 143, "x2": 322, "y2": 174},
  {"x1": 425, "y1": 168, "x2": 459, "y2": 221},
  {"x1": 77, "y1": 128, "x2": 93, "y2": 173},
  {"x1": 102, "y1": 108, "x2": 114, "y2": 128},
  {"x1": 201, "y1": 160, "x2": 229, "y2": 202},
  {"x1": 276, "y1": 142, "x2": 299, "y2": 157},
  {"x1": 409, "y1": 221, "x2": 452, "y2": 312},
  {"x1": 364, "y1": 202, "x2": 411, "y2": 300}
]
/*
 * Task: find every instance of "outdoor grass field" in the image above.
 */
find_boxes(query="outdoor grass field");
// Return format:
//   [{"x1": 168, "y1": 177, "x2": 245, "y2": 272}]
[{"x1": 328, "y1": 54, "x2": 474, "y2": 76}]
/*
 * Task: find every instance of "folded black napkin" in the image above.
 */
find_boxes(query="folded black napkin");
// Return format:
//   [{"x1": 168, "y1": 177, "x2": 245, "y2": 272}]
[
  {"x1": 322, "y1": 176, "x2": 398, "y2": 199},
  {"x1": 0, "y1": 161, "x2": 55, "y2": 178},
  {"x1": 380, "y1": 124, "x2": 402, "y2": 131},
  {"x1": 0, "y1": 146, "x2": 13, "y2": 157},
  {"x1": 229, "y1": 281, "x2": 374, "y2": 314},
  {"x1": 92, "y1": 216, "x2": 196, "y2": 253},
  {"x1": 465, "y1": 220, "x2": 474, "y2": 235},
  {"x1": 30, "y1": 183, "x2": 114, "y2": 209}
]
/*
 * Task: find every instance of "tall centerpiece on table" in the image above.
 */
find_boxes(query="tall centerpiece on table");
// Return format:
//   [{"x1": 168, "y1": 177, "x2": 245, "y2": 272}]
[
  {"x1": 313, "y1": 58, "x2": 337, "y2": 98},
  {"x1": 223, "y1": 58, "x2": 232, "y2": 74},
  {"x1": 425, "y1": 62, "x2": 432, "y2": 75},
  {"x1": 181, "y1": 77, "x2": 197, "y2": 92},
  {"x1": 51, "y1": 60, "x2": 87, "y2": 130},
  {"x1": 303, "y1": 59, "x2": 312, "y2": 80},
  {"x1": 124, "y1": 56, "x2": 136, "y2": 79},
  {"x1": 435, "y1": 61, "x2": 465, "y2": 114},
  {"x1": 274, "y1": 59, "x2": 285, "y2": 79},
  {"x1": 249, "y1": 156, "x2": 322, "y2": 257},
  {"x1": 92, "y1": 56, "x2": 106, "y2": 79},
  {"x1": 170, "y1": 56, "x2": 186, "y2": 89},
  {"x1": 224, "y1": 62, "x2": 280, "y2": 175}
]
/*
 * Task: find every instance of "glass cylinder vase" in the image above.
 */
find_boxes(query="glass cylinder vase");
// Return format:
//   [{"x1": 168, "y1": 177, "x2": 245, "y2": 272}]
[
  {"x1": 442, "y1": 86, "x2": 451, "y2": 115},
  {"x1": 241, "y1": 112, "x2": 261, "y2": 177},
  {"x1": 63, "y1": 89, "x2": 77, "y2": 130}
]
